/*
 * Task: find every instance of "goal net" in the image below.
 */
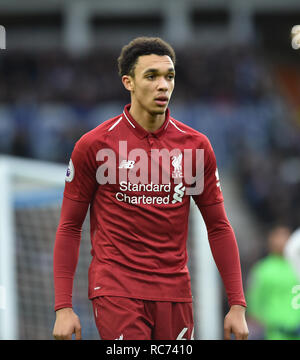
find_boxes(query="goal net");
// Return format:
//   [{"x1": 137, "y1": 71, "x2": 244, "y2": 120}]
[{"x1": 0, "y1": 155, "x2": 221, "y2": 340}]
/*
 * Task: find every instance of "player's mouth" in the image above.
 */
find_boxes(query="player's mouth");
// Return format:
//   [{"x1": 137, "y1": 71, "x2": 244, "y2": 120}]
[{"x1": 154, "y1": 96, "x2": 169, "y2": 106}]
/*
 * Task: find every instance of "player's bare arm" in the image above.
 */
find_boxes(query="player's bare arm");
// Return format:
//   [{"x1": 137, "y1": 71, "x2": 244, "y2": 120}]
[
  {"x1": 224, "y1": 305, "x2": 249, "y2": 340},
  {"x1": 53, "y1": 308, "x2": 82, "y2": 340}
]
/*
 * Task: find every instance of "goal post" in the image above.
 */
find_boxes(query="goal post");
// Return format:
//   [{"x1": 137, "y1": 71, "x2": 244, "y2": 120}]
[
  {"x1": 0, "y1": 155, "x2": 221, "y2": 340},
  {"x1": 190, "y1": 200, "x2": 222, "y2": 340},
  {"x1": 0, "y1": 155, "x2": 66, "y2": 340},
  {"x1": 0, "y1": 157, "x2": 17, "y2": 340}
]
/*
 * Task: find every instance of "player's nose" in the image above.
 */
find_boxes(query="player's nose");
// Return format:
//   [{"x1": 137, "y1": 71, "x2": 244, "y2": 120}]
[{"x1": 157, "y1": 76, "x2": 169, "y2": 91}]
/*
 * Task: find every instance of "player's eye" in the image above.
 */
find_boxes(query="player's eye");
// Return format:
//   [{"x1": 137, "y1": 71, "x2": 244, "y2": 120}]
[
  {"x1": 167, "y1": 74, "x2": 175, "y2": 80},
  {"x1": 146, "y1": 74, "x2": 155, "y2": 80}
]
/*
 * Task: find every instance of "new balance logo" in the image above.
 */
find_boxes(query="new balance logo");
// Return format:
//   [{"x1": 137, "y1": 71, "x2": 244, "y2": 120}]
[
  {"x1": 119, "y1": 160, "x2": 135, "y2": 169},
  {"x1": 172, "y1": 183, "x2": 185, "y2": 204}
]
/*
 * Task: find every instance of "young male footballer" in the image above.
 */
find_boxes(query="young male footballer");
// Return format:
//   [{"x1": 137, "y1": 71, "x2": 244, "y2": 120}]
[{"x1": 52, "y1": 37, "x2": 249, "y2": 340}]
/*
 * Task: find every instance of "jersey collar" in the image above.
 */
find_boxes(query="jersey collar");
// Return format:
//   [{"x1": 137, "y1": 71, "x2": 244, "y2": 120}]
[{"x1": 123, "y1": 104, "x2": 170, "y2": 139}]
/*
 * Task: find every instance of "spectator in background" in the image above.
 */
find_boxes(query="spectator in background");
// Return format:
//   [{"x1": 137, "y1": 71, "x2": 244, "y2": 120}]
[
  {"x1": 246, "y1": 225, "x2": 300, "y2": 340},
  {"x1": 284, "y1": 228, "x2": 300, "y2": 280}
]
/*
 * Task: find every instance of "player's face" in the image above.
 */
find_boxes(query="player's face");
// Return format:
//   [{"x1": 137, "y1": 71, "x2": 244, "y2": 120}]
[{"x1": 123, "y1": 54, "x2": 175, "y2": 115}]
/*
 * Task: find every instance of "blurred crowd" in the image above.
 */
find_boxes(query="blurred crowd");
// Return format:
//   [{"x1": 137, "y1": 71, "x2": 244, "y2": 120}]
[
  {"x1": 0, "y1": 45, "x2": 300, "y2": 230},
  {"x1": 237, "y1": 113, "x2": 300, "y2": 231}
]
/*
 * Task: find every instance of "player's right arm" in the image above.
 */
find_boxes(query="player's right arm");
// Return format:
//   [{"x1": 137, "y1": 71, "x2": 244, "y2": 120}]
[
  {"x1": 52, "y1": 196, "x2": 89, "y2": 339},
  {"x1": 53, "y1": 307, "x2": 82, "y2": 340},
  {"x1": 53, "y1": 135, "x2": 98, "y2": 340}
]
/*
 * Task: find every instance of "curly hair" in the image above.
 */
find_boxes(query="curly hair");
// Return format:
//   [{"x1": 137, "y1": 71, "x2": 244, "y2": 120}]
[{"x1": 117, "y1": 37, "x2": 176, "y2": 77}]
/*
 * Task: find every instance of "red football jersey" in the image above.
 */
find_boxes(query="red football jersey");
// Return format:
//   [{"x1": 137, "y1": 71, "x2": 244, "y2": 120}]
[{"x1": 63, "y1": 104, "x2": 224, "y2": 303}]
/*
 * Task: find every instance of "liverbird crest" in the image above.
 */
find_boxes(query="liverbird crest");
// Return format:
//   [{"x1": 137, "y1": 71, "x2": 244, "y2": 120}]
[{"x1": 172, "y1": 153, "x2": 183, "y2": 179}]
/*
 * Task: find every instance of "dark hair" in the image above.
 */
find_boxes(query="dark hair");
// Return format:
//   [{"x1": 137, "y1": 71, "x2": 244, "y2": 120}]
[{"x1": 117, "y1": 36, "x2": 176, "y2": 77}]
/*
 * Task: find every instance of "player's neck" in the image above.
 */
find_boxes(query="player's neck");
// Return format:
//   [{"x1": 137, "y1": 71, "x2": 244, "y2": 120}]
[{"x1": 129, "y1": 102, "x2": 165, "y2": 133}]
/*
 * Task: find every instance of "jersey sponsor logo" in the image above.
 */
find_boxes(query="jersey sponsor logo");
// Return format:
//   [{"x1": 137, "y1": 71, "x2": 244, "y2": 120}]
[
  {"x1": 119, "y1": 160, "x2": 135, "y2": 169},
  {"x1": 172, "y1": 183, "x2": 185, "y2": 204},
  {"x1": 65, "y1": 159, "x2": 75, "y2": 182},
  {"x1": 115, "y1": 181, "x2": 186, "y2": 205},
  {"x1": 116, "y1": 181, "x2": 171, "y2": 205}
]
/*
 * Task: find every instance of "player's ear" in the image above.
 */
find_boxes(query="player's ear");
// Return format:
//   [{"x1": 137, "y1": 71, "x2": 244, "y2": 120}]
[{"x1": 122, "y1": 75, "x2": 135, "y2": 92}]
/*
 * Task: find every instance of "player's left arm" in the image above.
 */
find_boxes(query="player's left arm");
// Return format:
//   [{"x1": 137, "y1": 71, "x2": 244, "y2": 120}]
[
  {"x1": 193, "y1": 137, "x2": 248, "y2": 339},
  {"x1": 199, "y1": 201, "x2": 249, "y2": 340},
  {"x1": 224, "y1": 304, "x2": 248, "y2": 340}
]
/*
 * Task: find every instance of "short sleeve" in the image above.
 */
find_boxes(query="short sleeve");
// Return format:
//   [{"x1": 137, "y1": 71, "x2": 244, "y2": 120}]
[
  {"x1": 192, "y1": 137, "x2": 223, "y2": 207},
  {"x1": 64, "y1": 136, "x2": 98, "y2": 203}
]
